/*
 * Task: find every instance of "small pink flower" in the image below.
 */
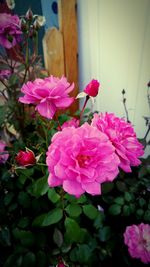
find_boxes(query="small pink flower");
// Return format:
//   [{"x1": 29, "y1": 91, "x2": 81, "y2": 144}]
[
  {"x1": 0, "y1": 13, "x2": 22, "y2": 49},
  {"x1": 19, "y1": 76, "x2": 74, "y2": 119},
  {"x1": 84, "y1": 79, "x2": 100, "y2": 97},
  {"x1": 15, "y1": 149, "x2": 36, "y2": 167},
  {"x1": 92, "y1": 113, "x2": 144, "y2": 172},
  {"x1": 0, "y1": 140, "x2": 9, "y2": 164},
  {"x1": 46, "y1": 123, "x2": 119, "y2": 197},
  {"x1": 124, "y1": 223, "x2": 150, "y2": 264},
  {"x1": 61, "y1": 118, "x2": 79, "y2": 130}
]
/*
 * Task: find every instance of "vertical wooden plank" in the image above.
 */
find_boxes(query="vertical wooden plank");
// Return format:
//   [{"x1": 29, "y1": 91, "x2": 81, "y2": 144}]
[
  {"x1": 58, "y1": 0, "x2": 79, "y2": 113},
  {"x1": 43, "y1": 27, "x2": 65, "y2": 77}
]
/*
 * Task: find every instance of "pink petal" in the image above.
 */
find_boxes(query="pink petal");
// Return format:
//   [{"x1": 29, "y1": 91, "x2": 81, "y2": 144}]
[
  {"x1": 63, "y1": 180, "x2": 85, "y2": 197},
  {"x1": 48, "y1": 173, "x2": 62, "y2": 187},
  {"x1": 54, "y1": 97, "x2": 74, "y2": 108},
  {"x1": 82, "y1": 182, "x2": 101, "y2": 195},
  {"x1": 36, "y1": 101, "x2": 56, "y2": 119}
]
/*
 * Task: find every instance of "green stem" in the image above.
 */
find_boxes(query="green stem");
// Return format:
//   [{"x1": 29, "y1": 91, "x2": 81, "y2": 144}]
[
  {"x1": 37, "y1": 163, "x2": 47, "y2": 166},
  {"x1": 79, "y1": 95, "x2": 90, "y2": 125}
]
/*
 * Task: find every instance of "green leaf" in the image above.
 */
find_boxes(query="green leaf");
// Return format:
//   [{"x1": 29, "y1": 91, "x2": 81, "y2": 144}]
[
  {"x1": 18, "y1": 217, "x2": 30, "y2": 229},
  {"x1": 8, "y1": 203, "x2": 17, "y2": 212},
  {"x1": 0, "y1": 105, "x2": 6, "y2": 125},
  {"x1": 77, "y1": 194, "x2": 87, "y2": 204},
  {"x1": 124, "y1": 192, "x2": 133, "y2": 202},
  {"x1": 65, "y1": 217, "x2": 81, "y2": 242},
  {"x1": 18, "y1": 191, "x2": 30, "y2": 208},
  {"x1": 64, "y1": 194, "x2": 76, "y2": 203},
  {"x1": 36, "y1": 251, "x2": 46, "y2": 267},
  {"x1": 138, "y1": 166, "x2": 148, "y2": 178},
  {"x1": 65, "y1": 204, "x2": 82, "y2": 217},
  {"x1": 12, "y1": 228, "x2": 34, "y2": 247},
  {"x1": 136, "y1": 209, "x2": 144, "y2": 217},
  {"x1": 70, "y1": 244, "x2": 92, "y2": 263},
  {"x1": 22, "y1": 252, "x2": 36, "y2": 267},
  {"x1": 144, "y1": 210, "x2": 150, "y2": 222},
  {"x1": 0, "y1": 227, "x2": 11, "y2": 246},
  {"x1": 93, "y1": 213, "x2": 105, "y2": 229},
  {"x1": 4, "y1": 192, "x2": 14, "y2": 206},
  {"x1": 123, "y1": 205, "x2": 131, "y2": 216},
  {"x1": 4, "y1": 254, "x2": 22, "y2": 267},
  {"x1": 32, "y1": 208, "x2": 63, "y2": 227},
  {"x1": 35, "y1": 233, "x2": 46, "y2": 248},
  {"x1": 114, "y1": 196, "x2": 124, "y2": 205},
  {"x1": 61, "y1": 243, "x2": 72, "y2": 253},
  {"x1": 116, "y1": 181, "x2": 127, "y2": 192},
  {"x1": 129, "y1": 203, "x2": 136, "y2": 213},
  {"x1": 139, "y1": 198, "x2": 146, "y2": 207},
  {"x1": 53, "y1": 228, "x2": 63, "y2": 247},
  {"x1": 32, "y1": 176, "x2": 49, "y2": 197},
  {"x1": 102, "y1": 182, "x2": 114, "y2": 194},
  {"x1": 108, "y1": 204, "x2": 121, "y2": 215},
  {"x1": 83, "y1": 204, "x2": 99, "y2": 220},
  {"x1": 47, "y1": 188, "x2": 60, "y2": 203},
  {"x1": 99, "y1": 226, "x2": 111, "y2": 241}
]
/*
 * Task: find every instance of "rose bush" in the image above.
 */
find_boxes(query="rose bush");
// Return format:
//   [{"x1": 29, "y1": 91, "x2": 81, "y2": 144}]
[{"x1": 0, "y1": 1, "x2": 150, "y2": 267}]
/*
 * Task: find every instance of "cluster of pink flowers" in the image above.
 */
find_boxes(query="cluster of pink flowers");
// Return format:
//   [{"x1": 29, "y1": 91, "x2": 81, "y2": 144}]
[
  {"x1": 17, "y1": 75, "x2": 144, "y2": 197},
  {"x1": 0, "y1": 13, "x2": 22, "y2": 49},
  {"x1": 124, "y1": 223, "x2": 150, "y2": 264},
  {"x1": 19, "y1": 76, "x2": 74, "y2": 119},
  {"x1": 0, "y1": 140, "x2": 9, "y2": 164}
]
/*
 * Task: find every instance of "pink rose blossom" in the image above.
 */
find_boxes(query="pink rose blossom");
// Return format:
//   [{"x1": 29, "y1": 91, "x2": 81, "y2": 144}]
[
  {"x1": 61, "y1": 118, "x2": 79, "y2": 130},
  {"x1": 19, "y1": 76, "x2": 74, "y2": 119},
  {"x1": 15, "y1": 150, "x2": 36, "y2": 167},
  {"x1": 91, "y1": 113, "x2": 144, "y2": 172},
  {"x1": 84, "y1": 79, "x2": 100, "y2": 97},
  {"x1": 124, "y1": 223, "x2": 150, "y2": 264},
  {"x1": 0, "y1": 140, "x2": 9, "y2": 164},
  {"x1": 0, "y1": 13, "x2": 22, "y2": 49},
  {"x1": 46, "y1": 123, "x2": 119, "y2": 197}
]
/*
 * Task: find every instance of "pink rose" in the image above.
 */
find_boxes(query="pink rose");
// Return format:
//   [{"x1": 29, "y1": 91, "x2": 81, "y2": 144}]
[
  {"x1": 84, "y1": 79, "x2": 100, "y2": 97},
  {"x1": 19, "y1": 76, "x2": 74, "y2": 119},
  {"x1": 46, "y1": 123, "x2": 119, "y2": 197},
  {"x1": 15, "y1": 150, "x2": 36, "y2": 167},
  {"x1": 124, "y1": 223, "x2": 150, "y2": 264},
  {"x1": 92, "y1": 113, "x2": 144, "y2": 172},
  {"x1": 0, "y1": 140, "x2": 9, "y2": 164},
  {"x1": 61, "y1": 118, "x2": 79, "y2": 130},
  {"x1": 0, "y1": 13, "x2": 22, "y2": 49}
]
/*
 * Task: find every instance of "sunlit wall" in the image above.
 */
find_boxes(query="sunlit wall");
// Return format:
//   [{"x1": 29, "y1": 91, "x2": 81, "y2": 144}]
[{"x1": 77, "y1": 0, "x2": 150, "y2": 155}]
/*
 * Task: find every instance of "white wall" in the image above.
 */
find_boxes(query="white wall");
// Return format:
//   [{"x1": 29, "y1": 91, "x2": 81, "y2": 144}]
[{"x1": 77, "y1": 0, "x2": 150, "y2": 151}]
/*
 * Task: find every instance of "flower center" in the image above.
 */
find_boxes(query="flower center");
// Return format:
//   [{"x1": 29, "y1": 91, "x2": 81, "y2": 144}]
[{"x1": 76, "y1": 154, "x2": 90, "y2": 167}]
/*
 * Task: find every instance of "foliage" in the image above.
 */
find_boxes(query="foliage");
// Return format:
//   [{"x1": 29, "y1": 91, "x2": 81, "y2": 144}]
[{"x1": 0, "y1": 2, "x2": 150, "y2": 267}]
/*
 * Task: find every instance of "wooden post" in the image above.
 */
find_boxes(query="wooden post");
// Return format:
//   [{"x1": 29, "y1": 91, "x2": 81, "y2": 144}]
[
  {"x1": 58, "y1": 0, "x2": 79, "y2": 113},
  {"x1": 42, "y1": 27, "x2": 65, "y2": 77},
  {"x1": 42, "y1": 0, "x2": 79, "y2": 114}
]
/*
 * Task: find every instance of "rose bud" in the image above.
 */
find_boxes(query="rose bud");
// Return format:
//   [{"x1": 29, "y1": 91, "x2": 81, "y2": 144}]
[
  {"x1": 84, "y1": 79, "x2": 100, "y2": 97},
  {"x1": 15, "y1": 149, "x2": 36, "y2": 167}
]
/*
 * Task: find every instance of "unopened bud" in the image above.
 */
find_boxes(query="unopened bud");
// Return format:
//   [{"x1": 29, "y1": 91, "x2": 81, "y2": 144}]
[
  {"x1": 25, "y1": 8, "x2": 33, "y2": 21},
  {"x1": 21, "y1": 18, "x2": 27, "y2": 32}
]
